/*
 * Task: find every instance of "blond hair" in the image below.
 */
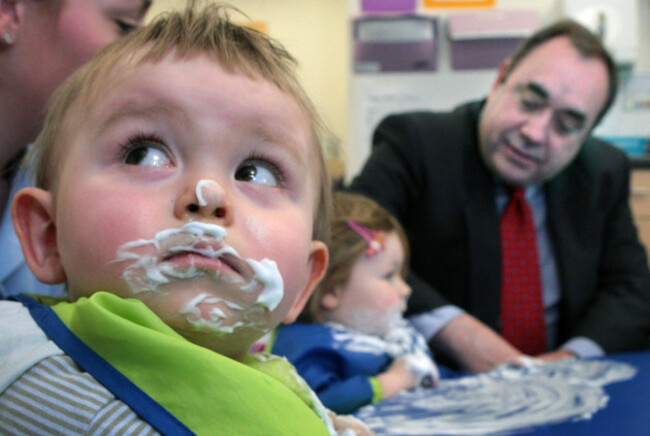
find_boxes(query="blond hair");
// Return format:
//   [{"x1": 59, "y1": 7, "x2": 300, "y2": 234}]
[
  {"x1": 302, "y1": 192, "x2": 409, "y2": 322},
  {"x1": 28, "y1": 1, "x2": 332, "y2": 243}
]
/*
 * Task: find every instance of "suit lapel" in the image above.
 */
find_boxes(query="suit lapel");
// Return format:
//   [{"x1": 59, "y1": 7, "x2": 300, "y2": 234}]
[
  {"x1": 545, "y1": 155, "x2": 594, "y2": 325},
  {"x1": 463, "y1": 127, "x2": 502, "y2": 328}
]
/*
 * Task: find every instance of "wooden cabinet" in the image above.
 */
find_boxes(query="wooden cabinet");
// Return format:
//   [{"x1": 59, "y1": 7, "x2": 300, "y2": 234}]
[{"x1": 630, "y1": 169, "x2": 650, "y2": 257}]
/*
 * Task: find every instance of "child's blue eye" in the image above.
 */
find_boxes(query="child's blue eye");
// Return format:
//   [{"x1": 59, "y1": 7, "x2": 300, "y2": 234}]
[
  {"x1": 126, "y1": 147, "x2": 169, "y2": 167},
  {"x1": 122, "y1": 137, "x2": 172, "y2": 168},
  {"x1": 235, "y1": 158, "x2": 283, "y2": 187}
]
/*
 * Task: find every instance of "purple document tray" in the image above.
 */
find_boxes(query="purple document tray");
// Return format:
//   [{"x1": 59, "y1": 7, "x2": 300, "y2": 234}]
[
  {"x1": 361, "y1": 0, "x2": 417, "y2": 14},
  {"x1": 448, "y1": 10, "x2": 539, "y2": 70},
  {"x1": 354, "y1": 15, "x2": 438, "y2": 73}
]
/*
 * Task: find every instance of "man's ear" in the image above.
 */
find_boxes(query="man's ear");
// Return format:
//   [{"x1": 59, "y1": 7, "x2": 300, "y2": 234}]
[
  {"x1": 0, "y1": 0, "x2": 20, "y2": 46},
  {"x1": 282, "y1": 240, "x2": 329, "y2": 324},
  {"x1": 491, "y1": 58, "x2": 512, "y2": 91},
  {"x1": 11, "y1": 187, "x2": 66, "y2": 284}
]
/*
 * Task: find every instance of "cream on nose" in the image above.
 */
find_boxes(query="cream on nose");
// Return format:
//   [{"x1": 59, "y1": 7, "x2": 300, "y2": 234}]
[{"x1": 195, "y1": 179, "x2": 225, "y2": 207}]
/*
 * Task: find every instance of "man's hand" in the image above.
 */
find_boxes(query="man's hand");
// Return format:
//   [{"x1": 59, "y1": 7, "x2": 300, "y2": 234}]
[
  {"x1": 431, "y1": 313, "x2": 523, "y2": 372},
  {"x1": 536, "y1": 349, "x2": 576, "y2": 362}
]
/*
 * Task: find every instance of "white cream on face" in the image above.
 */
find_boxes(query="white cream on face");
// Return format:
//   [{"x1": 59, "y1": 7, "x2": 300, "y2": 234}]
[
  {"x1": 179, "y1": 292, "x2": 251, "y2": 333},
  {"x1": 345, "y1": 300, "x2": 404, "y2": 337},
  {"x1": 195, "y1": 179, "x2": 221, "y2": 207},
  {"x1": 114, "y1": 221, "x2": 284, "y2": 334},
  {"x1": 244, "y1": 258, "x2": 283, "y2": 310}
]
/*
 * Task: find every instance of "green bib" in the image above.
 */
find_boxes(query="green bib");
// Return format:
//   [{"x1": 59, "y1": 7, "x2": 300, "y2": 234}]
[{"x1": 48, "y1": 292, "x2": 329, "y2": 435}]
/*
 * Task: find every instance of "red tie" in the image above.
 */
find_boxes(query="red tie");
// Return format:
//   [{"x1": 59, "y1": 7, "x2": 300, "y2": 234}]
[{"x1": 500, "y1": 187, "x2": 547, "y2": 355}]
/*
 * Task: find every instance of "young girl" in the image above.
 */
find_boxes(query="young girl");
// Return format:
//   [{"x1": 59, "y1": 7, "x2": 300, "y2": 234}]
[{"x1": 270, "y1": 192, "x2": 439, "y2": 414}]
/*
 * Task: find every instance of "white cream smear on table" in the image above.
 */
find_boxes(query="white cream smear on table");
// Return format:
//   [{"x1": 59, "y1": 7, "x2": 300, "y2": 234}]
[
  {"x1": 356, "y1": 359, "x2": 637, "y2": 435},
  {"x1": 114, "y1": 221, "x2": 283, "y2": 334}
]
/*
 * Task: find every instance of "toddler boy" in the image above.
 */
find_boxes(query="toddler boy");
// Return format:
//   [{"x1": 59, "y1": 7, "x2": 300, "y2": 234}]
[{"x1": 0, "y1": 4, "x2": 347, "y2": 435}]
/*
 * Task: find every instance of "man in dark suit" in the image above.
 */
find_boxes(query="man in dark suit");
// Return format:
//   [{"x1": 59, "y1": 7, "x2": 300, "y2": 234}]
[{"x1": 349, "y1": 19, "x2": 650, "y2": 372}]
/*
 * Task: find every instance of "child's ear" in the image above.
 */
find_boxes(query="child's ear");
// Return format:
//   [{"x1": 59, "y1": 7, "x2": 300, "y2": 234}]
[
  {"x1": 11, "y1": 187, "x2": 66, "y2": 284},
  {"x1": 320, "y1": 286, "x2": 343, "y2": 311},
  {"x1": 282, "y1": 240, "x2": 329, "y2": 324}
]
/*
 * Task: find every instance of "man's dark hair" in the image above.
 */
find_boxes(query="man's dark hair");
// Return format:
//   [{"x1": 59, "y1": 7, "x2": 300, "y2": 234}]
[{"x1": 503, "y1": 19, "x2": 617, "y2": 127}]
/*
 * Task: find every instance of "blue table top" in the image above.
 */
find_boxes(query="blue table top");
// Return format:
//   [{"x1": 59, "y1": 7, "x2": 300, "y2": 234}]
[
  {"x1": 533, "y1": 351, "x2": 649, "y2": 435},
  {"x1": 356, "y1": 351, "x2": 649, "y2": 435}
]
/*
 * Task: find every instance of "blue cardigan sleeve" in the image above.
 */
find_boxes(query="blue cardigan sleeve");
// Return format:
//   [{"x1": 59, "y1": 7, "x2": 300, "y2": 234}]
[
  {"x1": 272, "y1": 323, "x2": 390, "y2": 414},
  {"x1": 292, "y1": 348, "x2": 377, "y2": 414}
]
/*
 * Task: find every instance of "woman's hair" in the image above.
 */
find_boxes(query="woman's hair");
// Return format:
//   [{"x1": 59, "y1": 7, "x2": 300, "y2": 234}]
[{"x1": 301, "y1": 191, "x2": 409, "y2": 322}]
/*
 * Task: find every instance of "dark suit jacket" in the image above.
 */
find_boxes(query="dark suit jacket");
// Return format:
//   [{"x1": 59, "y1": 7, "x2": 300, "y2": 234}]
[{"x1": 349, "y1": 100, "x2": 650, "y2": 353}]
